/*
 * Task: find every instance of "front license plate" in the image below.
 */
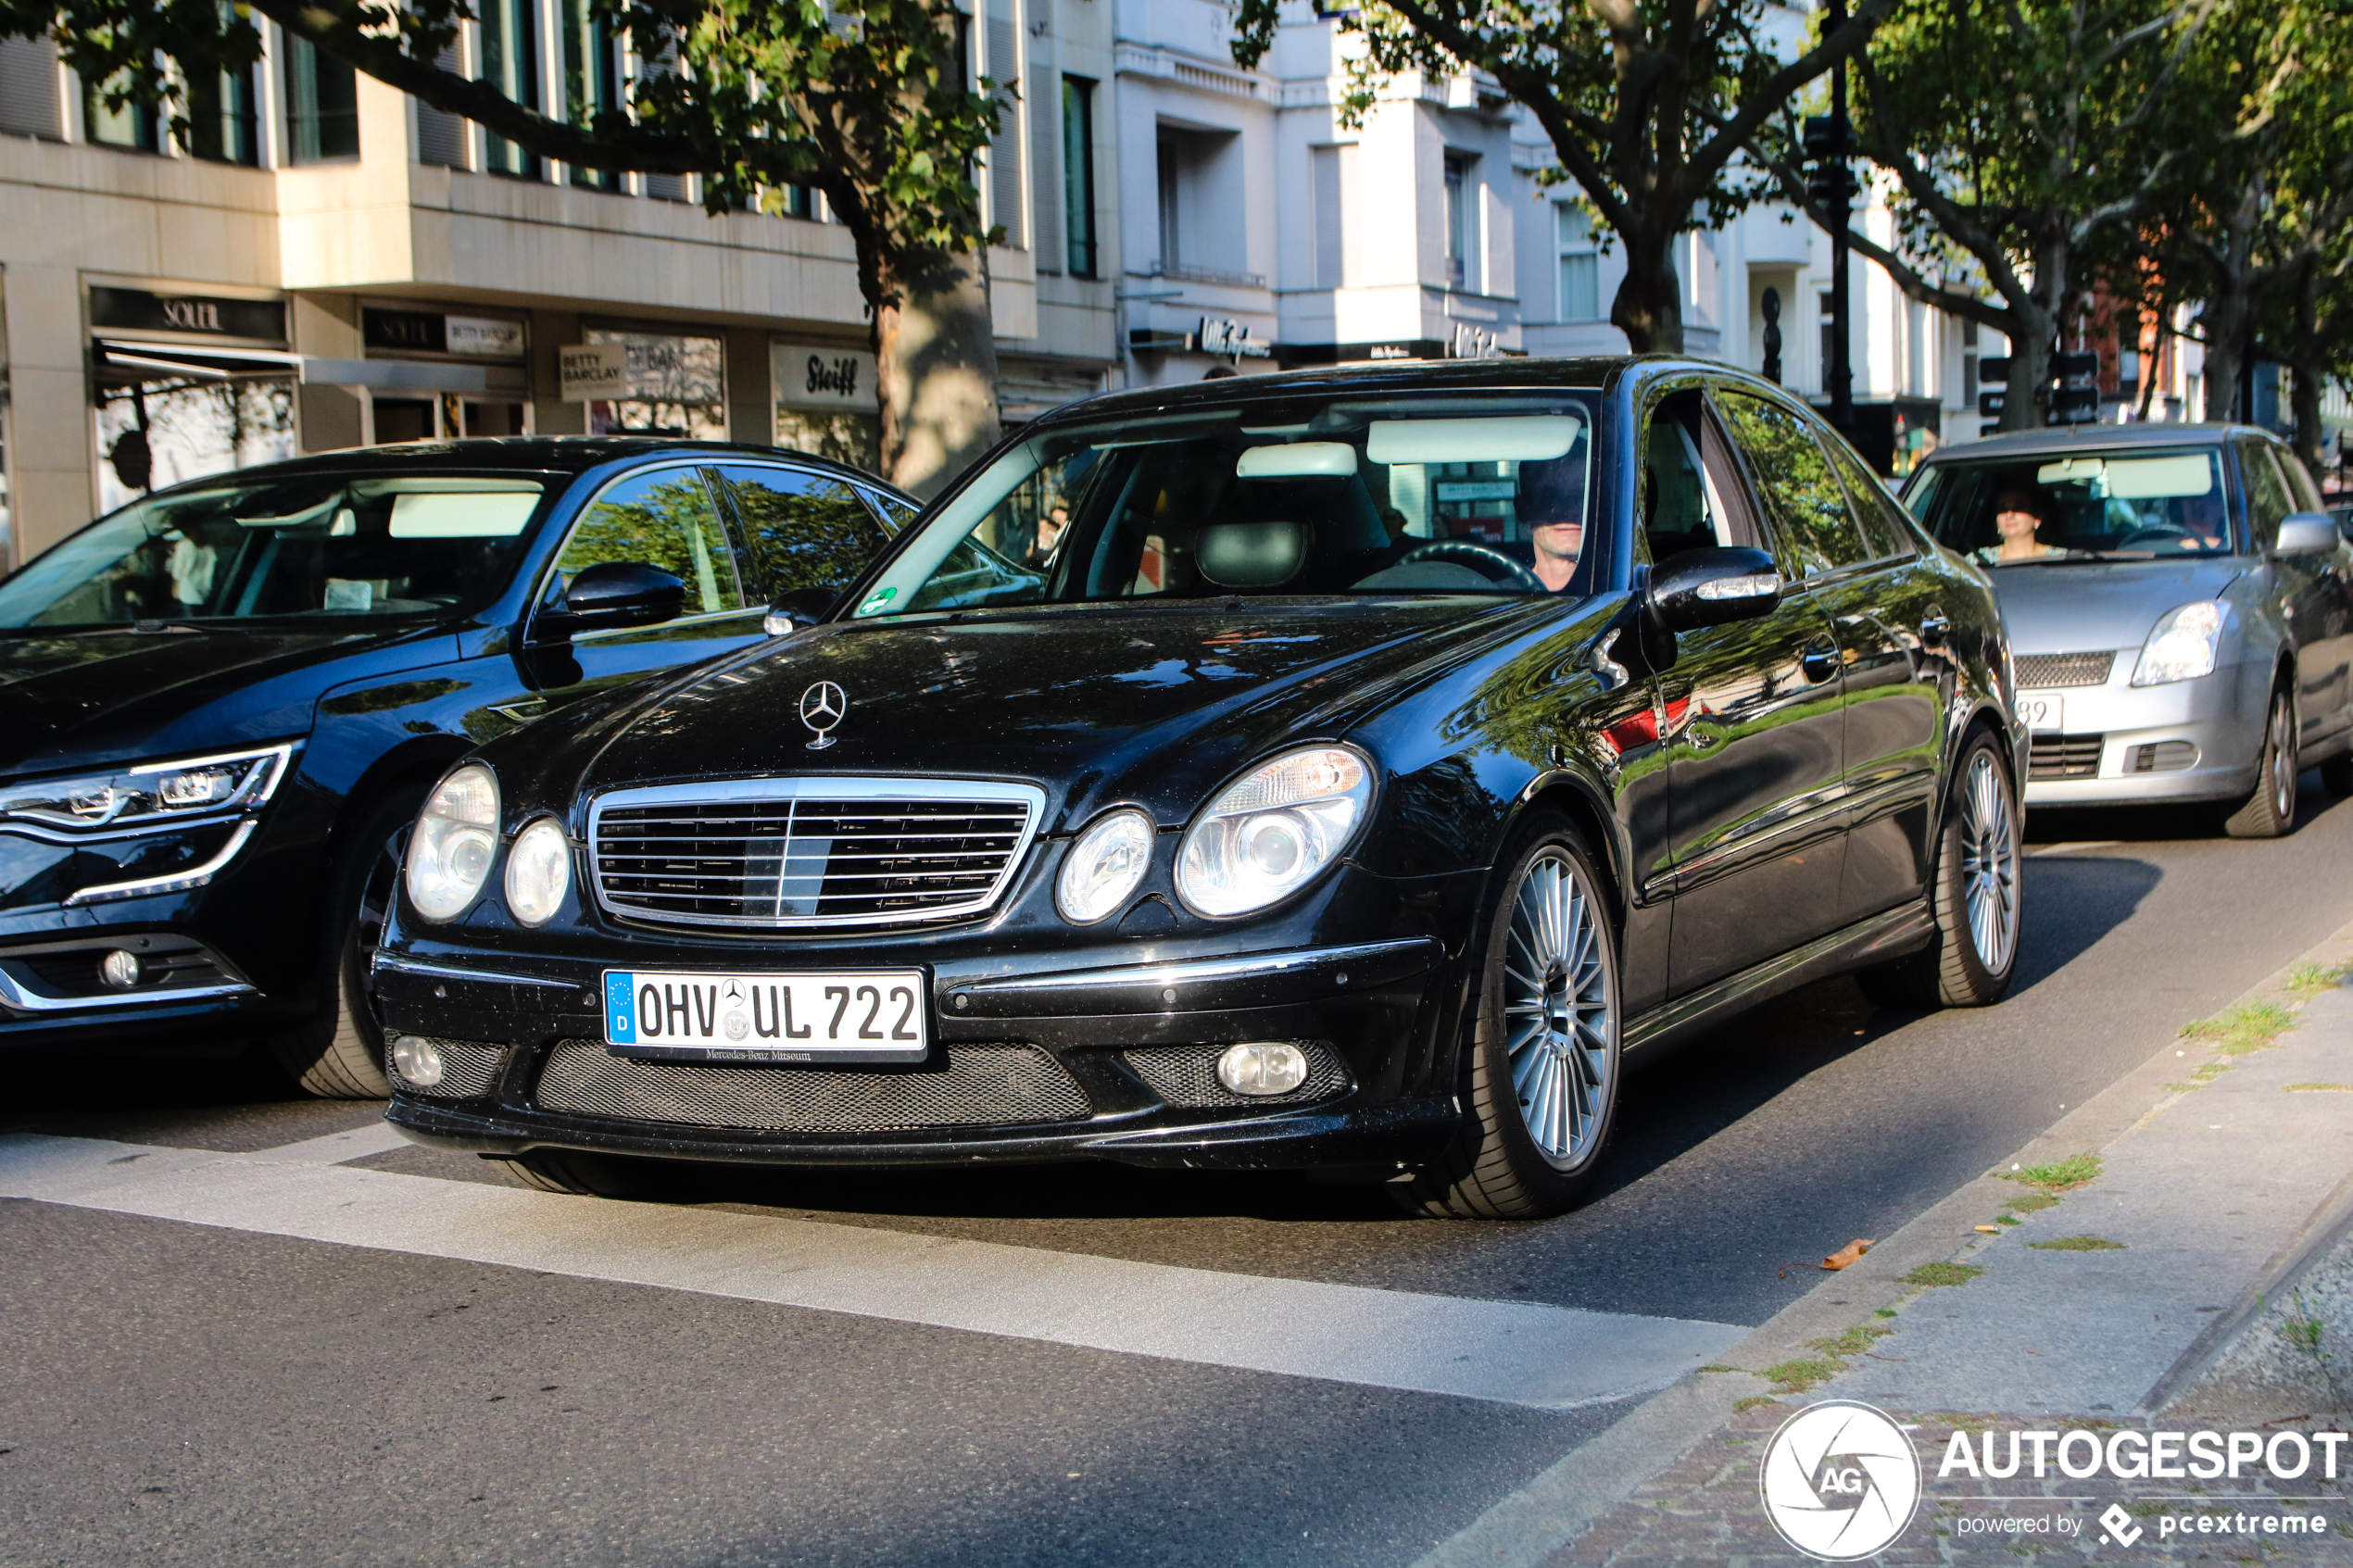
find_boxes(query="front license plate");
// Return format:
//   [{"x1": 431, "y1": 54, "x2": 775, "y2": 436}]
[
  {"x1": 2018, "y1": 694, "x2": 2065, "y2": 732},
  {"x1": 603, "y1": 969, "x2": 928, "y2": 1063}
]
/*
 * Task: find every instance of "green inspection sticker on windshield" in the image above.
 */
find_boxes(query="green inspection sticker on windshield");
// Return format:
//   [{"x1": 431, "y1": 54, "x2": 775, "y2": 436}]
[{"x1": 858, "y1": 585, "x2": 898, "y2": 613}]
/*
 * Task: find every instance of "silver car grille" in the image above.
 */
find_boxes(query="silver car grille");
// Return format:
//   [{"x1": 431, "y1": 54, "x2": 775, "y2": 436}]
[
  {"x1": 2016, "y1": 651, "x2": 2115, "y2": 689},
  {"x1": 588, "y1": 777, "x2": 1047, "y2": 930}
]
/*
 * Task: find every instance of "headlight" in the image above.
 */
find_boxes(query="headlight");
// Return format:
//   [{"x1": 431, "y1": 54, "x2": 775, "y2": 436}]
[
  {"x1": 0, "y1": 743, "x2": 294, "y2": 834},
  {"x1": 2132, "y1": 601, "x2": 2225, "y2": 686},
  {"x1": 1056, "y1": 808, "x2": 1154, "y2": 924},
  {"x1": 503, "y1": 816, "x2": 572, "y2": 926},
  {"x1": 1176, "y1": 746, "x2": 1372, "y2": 918},
  {"x1": 406, "y1": 762, "x2": 499, "y2": 922}
]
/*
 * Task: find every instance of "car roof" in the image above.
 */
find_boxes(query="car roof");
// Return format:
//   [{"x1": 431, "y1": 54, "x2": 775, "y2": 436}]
[
  {"x1": 1925, "y1": 422, "x2": 2276, "y2": 463},
  {"x1": 1031, "y1": 355, "x2": 1630, "y2": 428},
  {"x1": 138, "y1": 436, "x2": 898, "y2": 496}
]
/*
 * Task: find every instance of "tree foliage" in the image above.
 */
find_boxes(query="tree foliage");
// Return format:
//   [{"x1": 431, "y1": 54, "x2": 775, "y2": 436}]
[{"x1": 1231, "y1": 0, "x2": 1887, "y2": 354}]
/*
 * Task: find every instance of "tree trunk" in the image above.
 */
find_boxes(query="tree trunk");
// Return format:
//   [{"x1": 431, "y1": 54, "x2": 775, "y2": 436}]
[
  {"x1": 1609, "y1": 222, "x2": 1685, "y2": 355},
  {"x1": 1998, "y1": 312, "x2": 2056, "y2": 433},
  {"x1": 875, "y1": 246, "x2": 1003, "y2": 500},
  {"x1": 2199, "y1": 296, "x2": 2249, "y2": 424},
  {"x1": 2286, "y1": 269, "x2": 2325, "y2": 469}
]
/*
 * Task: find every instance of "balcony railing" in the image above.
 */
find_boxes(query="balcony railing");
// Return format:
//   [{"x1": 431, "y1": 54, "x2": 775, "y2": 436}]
[{"x1": 1148, "y1": 260, "x2": 1268, "y2": 290}]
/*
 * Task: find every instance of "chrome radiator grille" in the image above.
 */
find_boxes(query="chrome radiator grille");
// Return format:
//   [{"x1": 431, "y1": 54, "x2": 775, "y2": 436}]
[
  {"x1": 2016, "y1": 651, "x2": 2115, "y2": 689},
  {"x1": 589, "y1": 777, "x2": 1045, "y2": 930}
]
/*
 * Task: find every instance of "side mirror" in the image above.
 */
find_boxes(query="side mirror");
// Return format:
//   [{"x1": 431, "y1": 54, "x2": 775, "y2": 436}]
[
  {"x1": 2275, "y1": 515, "x2": 2340, "y2": 557},
  {"x1": 531, "y1": 560, "x2": 686, "y2": 644},
  {"x1": 762, "y1": 586, "x2": 838, "y2": 636},
  {"x1": 1644, "y1": 546, "x2": 1783, "y2": 633}
]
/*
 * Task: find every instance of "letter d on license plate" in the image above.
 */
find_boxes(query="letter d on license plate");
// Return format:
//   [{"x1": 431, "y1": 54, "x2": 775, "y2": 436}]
[{"x1": 603, "y1": 969, "x2": 929, "y2": 1063}]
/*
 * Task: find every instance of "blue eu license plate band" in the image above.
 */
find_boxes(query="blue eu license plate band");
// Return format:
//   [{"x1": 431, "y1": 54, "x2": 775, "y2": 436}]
[{"x1": 599, "y1": 969, "x2": 930, "y2": 1064}]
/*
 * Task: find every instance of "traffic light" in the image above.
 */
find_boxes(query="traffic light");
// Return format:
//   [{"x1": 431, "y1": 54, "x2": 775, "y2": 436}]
[{"x1": 2053, "y1": 350, "x2": 2100, "y2": 424}]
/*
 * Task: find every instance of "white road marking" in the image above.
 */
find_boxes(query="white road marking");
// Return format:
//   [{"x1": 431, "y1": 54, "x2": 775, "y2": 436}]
[
  {"x1": 249, "y1": 1121, "x2": 414, "y2": 1164},
  {"x1": 0, "y1": 1133, "x2": 1741, "y2": 1411}
]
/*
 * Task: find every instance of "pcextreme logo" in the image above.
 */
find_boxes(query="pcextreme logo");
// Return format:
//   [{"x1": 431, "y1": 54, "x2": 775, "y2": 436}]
[{"x1": 1757, "y1": 1400, "x2": 1922, "y2": 1561}]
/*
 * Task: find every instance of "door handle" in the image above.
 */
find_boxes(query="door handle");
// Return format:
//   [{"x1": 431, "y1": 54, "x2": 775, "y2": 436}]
[
  {"x1": 1918, "y1": 608, "x2": 1951, "y2": 646},
  {"x1": 1801, "y1": 637, "x2": 1841, "y2": 683}
]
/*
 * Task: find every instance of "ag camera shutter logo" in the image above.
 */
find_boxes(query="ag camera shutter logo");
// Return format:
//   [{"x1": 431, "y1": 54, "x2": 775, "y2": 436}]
[{"x1": 1758, "y1": 1399, "x2": 1921, "y2": 1560}]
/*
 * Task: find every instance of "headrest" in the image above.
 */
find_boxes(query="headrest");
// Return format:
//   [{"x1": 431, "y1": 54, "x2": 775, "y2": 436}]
[{"x1": 1196, "y1": 519, "x2": 1309, "y2": 588}]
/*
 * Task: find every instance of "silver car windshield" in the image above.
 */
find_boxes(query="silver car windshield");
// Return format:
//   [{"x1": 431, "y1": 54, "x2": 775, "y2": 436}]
[
  {"x1": 0, "y1": 475, "x2": 547, "y2": 629},
  {"x1": 1907, "y1": 447, "x2": 2235, "y2": 565},
  {"x1": 849, "y1": 390, "x2": 1605, "y2": 618}
]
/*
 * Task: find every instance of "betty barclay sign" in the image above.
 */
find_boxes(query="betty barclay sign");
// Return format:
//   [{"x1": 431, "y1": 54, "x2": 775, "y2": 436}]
[
  {"x1": 1756, "y1": 1402, "x2": 2348, "y2": 1561},
  {"x1": 772, "y1": 343, "x2": 879, "y2": 409},
  {"x1": 558, "y1": 343, "x2": 629, "y2": 402}
]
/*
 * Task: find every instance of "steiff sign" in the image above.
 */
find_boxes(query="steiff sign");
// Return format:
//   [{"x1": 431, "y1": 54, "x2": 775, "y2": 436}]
[
  {"x1": 559, "y1": 343, "x2": 629, "y2": 402},
  {"x1": 772, "y1": 343, "x2": 878, "y2": 409}
]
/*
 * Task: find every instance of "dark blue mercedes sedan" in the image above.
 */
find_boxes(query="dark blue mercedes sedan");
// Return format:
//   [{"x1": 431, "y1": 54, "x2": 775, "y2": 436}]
[{"x1": 0, "y1": 438, "x2": 910, "y2": 1095}]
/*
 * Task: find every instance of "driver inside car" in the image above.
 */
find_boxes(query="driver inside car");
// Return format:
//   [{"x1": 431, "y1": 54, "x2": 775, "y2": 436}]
[{"x1": 1518, "y1": 447, "x2": 1590, "y2": 591}]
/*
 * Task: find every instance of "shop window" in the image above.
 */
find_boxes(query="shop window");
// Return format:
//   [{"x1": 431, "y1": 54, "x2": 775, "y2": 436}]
[
  {"x1": 774, "y1": 408, "x2": 878, "y2": 472},
  {"x1": 1068, "y1": 75, "x2": 1101, "y2": 278},
  {"x1": 715, "y1": 464, "x2": 891, "y2": 601},
  {"x1": 585, "y1": 328, "x2": 725, "y2": 440},
  {"x1": 94, "y1": 376, "x2": 298, "y2": 516},
  {"x1": 1556, "y1": 205, "x2": 1600, "y2": 322},
  {"x1": 84, "y1": 71, "x2": 158, "y2": 152},
  {"x1": 478, "y1": 0, "x2": 542, "y2": 179},
  {"x1": 554, "y1": 467, "x2": 742, "y2": 616},
  {"x1": 283, "y1": 35, "x2": 358, "y2": 162}
]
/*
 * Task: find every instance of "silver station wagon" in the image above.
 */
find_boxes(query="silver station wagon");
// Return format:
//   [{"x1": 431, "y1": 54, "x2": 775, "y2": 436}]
[{"x1": 1905, "y1": 423, "x2": 2353, "y2": 834}]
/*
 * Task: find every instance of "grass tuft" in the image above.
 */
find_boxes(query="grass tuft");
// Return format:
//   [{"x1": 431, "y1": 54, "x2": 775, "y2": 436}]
[
  {"x1": 2283, "y1": 961, "x2": 2353, "y2": 1000},
  {"x1": 2181, "y1": 999, "x2": 2296, "y2": 1056},
  {"x1": 1904, "y1": 1261, "x2": 1986, "y2": 1288},
  {"x1": 1875, "y1": 1307, "x2": 1900, "y2": 1318},
  {"x1": 1762, "y1": 1356, "x2": 1848, "y2": 1393},
  {"x1": 2010, "y1": 1192, "x2": 2061, "y2": 1213},
  {"x1": 1810, "y1": 1323, "x2": 1894, "y2": 1358},
  {"x1": 2026, "y1": 1236, "x2": 2128, "y2": 1251},
  {"x1": 2285, "y1": 1083, "x2": 2353, "y2": 1093},
  {"x1": 2001, "y1": 1153, "x2": 2102, "y2": 1193},
  {"x1": 1996, "y1": 1214, "x2": 2021, "y2": 1226},
  {"x1": 1697, "y1": 1363, "x2": 1739, "y2": 1374},
  {"x1": 1733, "y1": 1395, "x2": 1780, "y2": 1414}
]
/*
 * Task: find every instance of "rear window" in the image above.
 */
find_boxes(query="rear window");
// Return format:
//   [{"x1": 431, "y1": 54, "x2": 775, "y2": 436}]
[
  {"x1": 1906, "y1": 447, "x2": 2235, "y2": 564},
  {"x1": 0, "y1": 474, "x2": 547, "y2": 629}
]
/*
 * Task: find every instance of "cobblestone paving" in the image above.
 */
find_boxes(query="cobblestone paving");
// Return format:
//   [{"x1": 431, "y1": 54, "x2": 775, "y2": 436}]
[{"x1": 1545, "y1": 1402, "x2": 2353, "y2": 1565}]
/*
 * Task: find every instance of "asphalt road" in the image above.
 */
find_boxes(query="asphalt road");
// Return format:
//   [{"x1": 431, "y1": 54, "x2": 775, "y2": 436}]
[{"x1": 8, "y1": 783, "x2": 2353, "y2": 1567}]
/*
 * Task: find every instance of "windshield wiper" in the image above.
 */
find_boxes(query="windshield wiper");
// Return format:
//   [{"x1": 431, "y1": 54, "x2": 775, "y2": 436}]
[{"x1": 1986, "y1": 547, "x2": 2159, "y2": 566}]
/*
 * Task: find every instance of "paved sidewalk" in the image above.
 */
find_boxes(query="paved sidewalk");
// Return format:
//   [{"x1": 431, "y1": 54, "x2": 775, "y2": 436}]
[{"x1": 1496, "y1": 925, "x2": 2353, "y2": 1564}]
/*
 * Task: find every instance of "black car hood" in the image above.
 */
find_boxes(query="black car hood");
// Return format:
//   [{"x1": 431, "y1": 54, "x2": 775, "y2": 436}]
[
  {"x1": 0, "y1": 623, "x2": 458, "y2": 776},
  {"x1": 563, "y1": 598, "x2": 1562, "y2": 829}
]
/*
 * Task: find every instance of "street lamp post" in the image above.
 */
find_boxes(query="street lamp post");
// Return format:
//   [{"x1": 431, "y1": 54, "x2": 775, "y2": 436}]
[{"x1": 1805, "y1": 0, "x2": 1857, "y2": 435}]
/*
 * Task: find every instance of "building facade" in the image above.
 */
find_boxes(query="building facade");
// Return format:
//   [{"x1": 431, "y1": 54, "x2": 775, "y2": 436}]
[{"x1": 0, "y1": 7, "x2": 1119, "y2": 566}]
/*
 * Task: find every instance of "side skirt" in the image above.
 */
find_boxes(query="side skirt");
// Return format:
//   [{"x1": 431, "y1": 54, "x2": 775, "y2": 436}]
[{"x1": 1622, "y1": 901, "x2": 1935, "y2": 1065}]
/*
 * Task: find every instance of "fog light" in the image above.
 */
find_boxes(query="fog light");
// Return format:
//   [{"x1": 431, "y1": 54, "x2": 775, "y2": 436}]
[
  {"x1": 99, "y1": 949, "x2": 142, "y2": 989},
  {"x1": 390, "y1": 1035, "x2": 446, "y2": 1088},
  {"x1": 1216, "y1": 1041, "x2": 1309, "y2": 1097}
]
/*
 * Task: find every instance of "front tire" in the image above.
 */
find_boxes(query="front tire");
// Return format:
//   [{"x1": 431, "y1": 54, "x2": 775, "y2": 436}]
[
  {"x1": 1394, "y1": 817, "x2": 1621, "y2": 1221},
  {"x1": 269, "y1": 790, "x2": 422, "y2": 1098},
  {"x1": 1856, "y1": 731, "x2": 2021, "y2": 1010},
  {"x1": 2222, "y1": 686, "x2": 2298, "y2": 838}
]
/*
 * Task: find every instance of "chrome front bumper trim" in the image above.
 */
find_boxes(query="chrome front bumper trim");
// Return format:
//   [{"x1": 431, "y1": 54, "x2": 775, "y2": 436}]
[
  {"x1": 372, "y1": 952, "x2": 582, "y2": 991},
  {"x1": 950, "y1": 937, "x2": 1441, "y2": 1017},
  {"x1": 0, "y1": 967, "x2": 253, "y2": 1014}
]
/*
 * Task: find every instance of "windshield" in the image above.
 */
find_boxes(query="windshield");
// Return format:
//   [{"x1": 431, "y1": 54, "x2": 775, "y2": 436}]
[
  {"x1": 1906, "y1": 446, "x2": 2236, "y2": 565},
  {"x1": 849, "y1": 390, "x2": 1605, "y2": 619},
  {"x1": 0, "y1": 474, "x2": 548, "y2": 630}
]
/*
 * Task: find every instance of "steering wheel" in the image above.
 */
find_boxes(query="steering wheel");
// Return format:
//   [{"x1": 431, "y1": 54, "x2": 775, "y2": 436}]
[
  {"x1": 2119, "y1": 528, "x2": 2190, "y2": 551},
  {"x1": 1392, "y1": 540, "x2": 1550, "y2": 594}
]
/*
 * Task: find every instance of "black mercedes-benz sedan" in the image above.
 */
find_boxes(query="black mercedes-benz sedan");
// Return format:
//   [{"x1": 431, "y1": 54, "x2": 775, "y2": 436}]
[
  {"x1": 378, "y1": 358, "x2": 2024, "y2": 1218},
  {"x1": 0, "y1": 439, "x2": 911, "y2": 1095}
]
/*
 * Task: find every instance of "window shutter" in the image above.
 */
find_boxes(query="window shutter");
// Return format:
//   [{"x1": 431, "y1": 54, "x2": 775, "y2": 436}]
[
  {"x1": 0, "y1": 32, "x2": 62, "y2": 139},
  {"x1": 415, "y1": 40, "x2": 468, "y2": 168}
]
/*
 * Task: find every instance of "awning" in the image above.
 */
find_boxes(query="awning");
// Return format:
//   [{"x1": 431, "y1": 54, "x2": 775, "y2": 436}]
[{"x1": 94, "y1": 340, "x2": 522, "y2": 394}]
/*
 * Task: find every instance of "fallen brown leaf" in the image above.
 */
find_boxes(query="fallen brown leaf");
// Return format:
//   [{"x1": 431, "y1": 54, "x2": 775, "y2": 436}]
[{"x1": 1821, "y1": 1238, "x2": 1876, "y2": 1271}]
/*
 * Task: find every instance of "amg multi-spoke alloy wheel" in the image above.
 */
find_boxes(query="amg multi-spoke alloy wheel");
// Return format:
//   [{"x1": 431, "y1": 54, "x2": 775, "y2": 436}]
[
  {"x1": 1398, "y1": 816, "x2": 1621, "y2": 1220},
  {"x1": 1857, "y1": 729, "x2": 2021, "y2": 1010}
]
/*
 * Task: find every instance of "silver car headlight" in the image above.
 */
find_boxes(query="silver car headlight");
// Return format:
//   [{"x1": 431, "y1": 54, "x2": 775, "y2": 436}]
[
  {"x1": 1176, "y1": 746, "x2": 1373, "y2": 918},
  {"x1": 503, "y1": 816, "x2": 572, "y2": 926},
  {"x1": 1056, "y1": 808, "x2": 1154, "y2": 924},
  {"x1": 0, "y1": 743, "x2": 295, "y2": 834},
  {"x1": 407, "y1": 762, "x2": 499, "y2": 922},
  {"x1": 2131, "y1": 601, "x2": 2225, "y2": 686}
]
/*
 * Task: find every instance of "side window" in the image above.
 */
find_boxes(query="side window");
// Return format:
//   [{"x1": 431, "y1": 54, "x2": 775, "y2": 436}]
[
  {"x1": 1718, "y1": 392, "x2": 1870, "y2": 576},
  {"x1": 552, "y1": 466, "x2": 743, "y2": 617},
  {"x1": 2240, "y1": 440, "x2": 2293, "y2": 549},
  {"x1": 858, "y1": 486, "x2": 920, "y2": 533},
  {"x1": 1820, "y1": 433, "x2": 1916, "y2": 561},
  {"x1": 1638, "y1": 389, "x2": 1761, "y2": 564},
  {"x1": 2273, "y1": 445, "x2": 2325, "y2": 515},
  {"x1": 715, "y1": 464, "x2": 892, "y2": 600}
]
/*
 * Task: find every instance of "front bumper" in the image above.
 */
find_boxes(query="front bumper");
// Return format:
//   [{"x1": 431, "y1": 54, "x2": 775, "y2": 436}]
[
  {"x1": 378, "y1": 935, "x2": 1466, "y2": 1172},
  {"x1": 2020, "y1": 660, "x2": 2266, "y2": 807}
]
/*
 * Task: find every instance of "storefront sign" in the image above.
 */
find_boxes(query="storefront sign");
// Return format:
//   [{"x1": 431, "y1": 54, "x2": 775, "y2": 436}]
[
  {"x1": 365, "y1": 308, "x2": 527, "y2": 360},
  {"x1": 772, "y1": 343, "x2": 878, "y2": 409},
  {"x1": 1276, "y1": 339, "x2": 1445, "y2": 368},
  {"x1": 90, "y1": 286, "x2": 286, "y2": 345},
  {"x1": 559, "y1": 343, "x2": 629, "y2": 402},
  {"x1": 1193, "y1": 317, "x2": 1272, "y2": 359}
]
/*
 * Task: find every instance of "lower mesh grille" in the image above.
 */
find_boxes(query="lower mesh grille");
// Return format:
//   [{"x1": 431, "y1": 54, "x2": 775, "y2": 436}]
[
  {"x1": 533, "y1": 1040, "x2": 1091, "y2": 1133},
  {"x1": 1123, "y1": 1043, "x2": 1352, "y2": 1108},
  {"x1": 393, "y1": 1037, "x2": 507, "y2": 1099},
  {"x1": 2016, "y1": 651, "x2": 2115, "y2": 689},
  {"x1": 2029, "y1": 733, "x2": 2104, "y2": 780}
]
